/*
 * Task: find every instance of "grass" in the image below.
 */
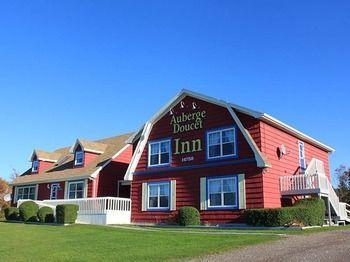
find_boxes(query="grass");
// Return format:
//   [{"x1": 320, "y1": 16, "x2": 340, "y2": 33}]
[
  {"x1": 0, "y1": 222, "x2": 280, "y2": 261},
  {"x1": 1, "y1": 222, "x2": 349, "y2": 261}
]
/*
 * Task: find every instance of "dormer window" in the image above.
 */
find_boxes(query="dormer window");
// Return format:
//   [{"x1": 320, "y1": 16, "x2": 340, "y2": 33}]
[
  {"x1": 32, "y1": 160, "x2": 39, "y2": 173},
  {"x1": 75, "y1": 150, "x2": 84, "y2": 166}
]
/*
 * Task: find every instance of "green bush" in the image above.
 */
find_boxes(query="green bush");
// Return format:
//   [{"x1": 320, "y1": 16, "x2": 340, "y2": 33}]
[
  {"x1": 294, "y1": 198, "x2": 325, "y2": 226},
  {"x1": 37, "y1": 206, "x2": 55, "y2": 223},
  {"x1": 246, "y1": 198, "x2": 326, "y2": 227},
  {"x1": 178, "y1": 206, "x2": 200, "y2": 226},
  {"x1": 56, "y1": 204, "x2": 79, "y2": 224},
  {"x1": 19, "y1": 201, "x2": 39, "y2": 222},
  {"x1": 4, "y1": 207, "x2": 20, "y2": 221}
]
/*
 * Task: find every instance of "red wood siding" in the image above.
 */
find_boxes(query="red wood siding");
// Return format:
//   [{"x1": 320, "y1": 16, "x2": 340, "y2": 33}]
[
  {"x1": 37, "y1": 181, "x2": 65, "y2": 200},
  {"x1": 259, "y1": 121, "x2": 331, "y2": 208},
  {"x1": 35, "y1": 160, "x2": 55, "y2": 174},
  {"x1": 131, "y1": 96, "x2": 262, "y2": 224},
  {"x1": 136, "y1": 96, "x2": 255, "y2": 171},
  {"x1": 131, "y1": 163, "x2": 263, "y2": 224},
  {"x1": 82, "y1": 152, "x2": 100, "y2": 166},
  {"x1": 94, "y1": 145, "x2": 133, "y2": 197}
]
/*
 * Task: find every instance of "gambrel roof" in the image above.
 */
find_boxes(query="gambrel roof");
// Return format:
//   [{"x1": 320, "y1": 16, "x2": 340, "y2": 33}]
[{"x1": 124, "y1": 89, "x2": 334, "y2": 181}]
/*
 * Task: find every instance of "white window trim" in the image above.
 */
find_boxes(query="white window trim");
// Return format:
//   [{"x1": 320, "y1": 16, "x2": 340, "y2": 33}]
[
  {"x1": 50, "y1": 183, "x2": 60, "y2": 200},
  {"x1": 16, "y1": 185, "x2": 37, "y2": 202},
  {"x1": 32, "y1": 160, "x2": 39, "y2": 173},
  {"x1": 67, "y1": 181, "x2": 85, "y2": 199},
  {"x1": 298, "y1": 141, "x2": 306, "y2": 169},
  {"x1": 207, "y1": 127, "x2": 237, "y2": 160},
  {"x1": 207, "y1": 176, "x2": 238, "y2": 208},
  {"x1": 148, "y1": 139, "x2": 171, "y2": 167},
  {"x1": 74, "y1": 151, "x2": 84, "y2": 166},
  {"x1": 147, "y1": 181, "x2": 170, "y2": 210}
]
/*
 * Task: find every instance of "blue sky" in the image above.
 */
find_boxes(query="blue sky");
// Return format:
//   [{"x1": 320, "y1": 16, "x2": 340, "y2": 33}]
[{"x1": 0, "y1": 1, "x2": 349, "y2": 183}]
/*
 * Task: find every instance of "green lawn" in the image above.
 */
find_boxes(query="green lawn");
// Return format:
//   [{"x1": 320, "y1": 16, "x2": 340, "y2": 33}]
[
  {"x1": 1, "y1": 223, "x2": 349, "y2": 261},
  {"x1": 0, "y1": 222, "x2": 280, "y2": 261}
]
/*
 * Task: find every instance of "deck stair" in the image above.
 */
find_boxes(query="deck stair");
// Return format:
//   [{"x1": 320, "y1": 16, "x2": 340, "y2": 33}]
[{"x1": 280, "y1": 158, "x2": 350, "y2": 224}]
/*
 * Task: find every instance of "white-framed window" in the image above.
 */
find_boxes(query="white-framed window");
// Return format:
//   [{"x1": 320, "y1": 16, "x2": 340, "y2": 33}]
[
  {"x1": 32, "y1": 160, "x2": 39, "y2": 173},
  {"x1": 75, "y1": 151, "x2": 84, "y2": 166},
  {"x1": 207, "y1": 127, "x2": 236, "y2": 159},
  {"x1": 207, "y1": 176, "x2": 237, "y2": 208},
  {"x1": 298, "y1": 141, "x2": 306, "y2": 170},
  {"x1": 50, "y1": 183, "x2": 59, "y2": 200},
  {"x1": 68, "y1": 181, "x2": 84, "y2": 199},
  {"x1": 147, "y1": 182, "x2": 170, "y2": 210},
  {"x1": 17, "y1": 185, "x2": 36, "y2": 201},
  {"x1": 148, "y1": 140, "x2": 171, "y2": 167}
]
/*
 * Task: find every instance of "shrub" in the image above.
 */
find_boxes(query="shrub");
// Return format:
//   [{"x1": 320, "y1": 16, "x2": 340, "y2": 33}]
[
  {"x1": 294, "y1": 198, "x2": 325, "y2": 226},
  {"x1": 19, "y1": 201, "x2": 39, "y2": 222},
  {"x1": 56, "y1": 204, "x2": 79, "y2": 224},
  {"x1": 179, "y1": 206, "x2": 200, "y2": 226},
  {"x1": 4, "y1": 207, "x2": 20, "y2": 221},
  {"x1": 245, "y1": 198, "x2": 326, "y2": 227},
  {"x1": 37, "y1": 206, "x2": 55, "y2": 223}
]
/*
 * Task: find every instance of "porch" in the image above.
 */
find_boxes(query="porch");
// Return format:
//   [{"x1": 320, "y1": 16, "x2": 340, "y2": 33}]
[
  {"x1": 279, "y1": 158, "x2": 350, "y2": 224},
  {"x1": 17, "y1": 197, "x2": 131, "y2": 225}
]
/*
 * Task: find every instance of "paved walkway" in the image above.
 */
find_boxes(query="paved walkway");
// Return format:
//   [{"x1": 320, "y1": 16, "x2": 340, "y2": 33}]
[{"x1": 191, "y1": 229, "x2": 350, "y2": 262}]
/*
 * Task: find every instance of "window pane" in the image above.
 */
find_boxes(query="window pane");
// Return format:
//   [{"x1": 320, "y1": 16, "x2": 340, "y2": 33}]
[
  {"x1": 76, "y1": 182, "x2": 83, "y2": 191},
  {"x1": 160, "y1": 141, "x2": 169, "y2": 153},
  {"x1": 76, "y1": 191, "x2": 83, "y2": 199},
  {"x1": 69, "y1": 192, "x2": 75, "y2": 199},
  {"x1": 222, "y1": 129, "x2": 234, "y2": 143},
  {"x1": 23, "y1": 187, "x2": 29, "y2": 197},
  {"x1": 150, "y1": 155, "x2": 159, "y2": 165},
  {"x1": 149, "y1": 185, "x2": 158, "y2": 197},
  {"x1": 29, "y1": 187, "x2": 36, "y2": 195},
  {"x1": 69, "y1": 183, "x2": 76, "y2": 192},
  {"x1": 150, "y1": 143, "x2": 160, "y2": 154},
  {"x1": 209, "y1": 145, "x2": 221, "y2": 157},
  {"x1": 210, "y1": 193, "x2": 221, "y2": 206},
  {"x1": 223, "y1": 179, "x2": 234, "y2": 192},
  {"x1": 209, "y1": 180, "x2": 221, "y2": 193},
  {"x1": 18, "y1": 188, "x2": 23, "y2": 195},
  {"x1": 208, "y1": 132, "x2": 220, "y2": 145},
  {"x1": 160, "y1": 153, "x2": 169, "y2": 164},
  {"x1": 224, "y1": 193, "x2": 235, "y2": 206},
  {"x1": 159, "y1": 184, "x2": 169, "y2": 196},
  {"x1": 149, "y1": 197, "x2": 158, "y2": 208},
  {"x1": 223, "y1": 142, "x2": 235, "y2": 156},
  {"x1": 159, "y1": 196, "x2": 169, "y2": 207}
]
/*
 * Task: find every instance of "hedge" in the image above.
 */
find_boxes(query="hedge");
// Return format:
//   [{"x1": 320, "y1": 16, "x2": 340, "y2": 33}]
[
  {"x1": 178, "y1": 206, "x2": 200, "y2": 226},
  {"x1": 19, "y1": 201, "x2": 39, "y2": 222},
  {"x1": 246, "y1": 198, "x2": 325, "y2": 227},
  {"x1": 37, "y1": 206, "x2": 55, "y2": 223},
  {"x1": 294, "y1": 198, "x2": 326, "y2": 226},
  {"x1": 56, "y1": 204, "x2": 79, "y2": 224},
  {"x1": 4, "y1": 207, "x2": 20, "y2": 221}
]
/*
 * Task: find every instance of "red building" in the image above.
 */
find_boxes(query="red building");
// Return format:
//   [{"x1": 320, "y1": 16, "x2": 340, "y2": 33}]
[{"x1": 11, "y1": 90, "x2": 350, "y2": 225}]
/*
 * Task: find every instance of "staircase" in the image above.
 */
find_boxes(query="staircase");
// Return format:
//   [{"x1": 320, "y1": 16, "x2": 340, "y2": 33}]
[{"x1": 280, "y1": 158, "x2": 350, "y2": 224}]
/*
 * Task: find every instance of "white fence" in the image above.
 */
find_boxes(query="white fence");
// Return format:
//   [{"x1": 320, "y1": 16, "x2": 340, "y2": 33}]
[{"x1": 17, "y1": 197, "x2": 131, "y2": 225}]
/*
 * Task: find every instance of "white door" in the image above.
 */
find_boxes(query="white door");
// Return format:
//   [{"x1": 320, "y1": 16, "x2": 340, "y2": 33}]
[{"x1": 50, "y1": 184, "x2": 59, "y2": 200}]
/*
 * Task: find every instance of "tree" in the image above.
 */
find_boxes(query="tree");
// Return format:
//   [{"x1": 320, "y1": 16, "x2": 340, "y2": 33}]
[
  {"x1": 9, "y1": 168, "x2": 20, "y2": 182},
  {"x1": 0, "y1": 177, "x2": 11, "y2": 210},
  {"x1": 335, "y1": 165, "x2": 350, "y2": 204}
]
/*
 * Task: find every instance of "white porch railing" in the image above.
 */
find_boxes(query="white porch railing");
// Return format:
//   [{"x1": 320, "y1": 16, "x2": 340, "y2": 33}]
[
  {"x1": 280, "y1": 158, "x2": 350, "y2": 223},
  {"x1": 17, "y1": 197, "x2": 131, "y2": 225}
]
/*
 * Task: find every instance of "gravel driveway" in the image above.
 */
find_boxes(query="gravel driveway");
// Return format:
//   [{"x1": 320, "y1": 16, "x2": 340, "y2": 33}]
[{"x1": 191, "y1": 229, "x2": 350, "y2": 262}]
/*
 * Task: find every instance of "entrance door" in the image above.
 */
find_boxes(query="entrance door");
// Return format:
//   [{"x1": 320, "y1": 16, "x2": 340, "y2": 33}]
[
  {"x1": 50, "y1": 184, "x2": 59, "y2": 200},
  {"x1": 117, "y1": 181, "x2": 131, "y2": 198}
]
